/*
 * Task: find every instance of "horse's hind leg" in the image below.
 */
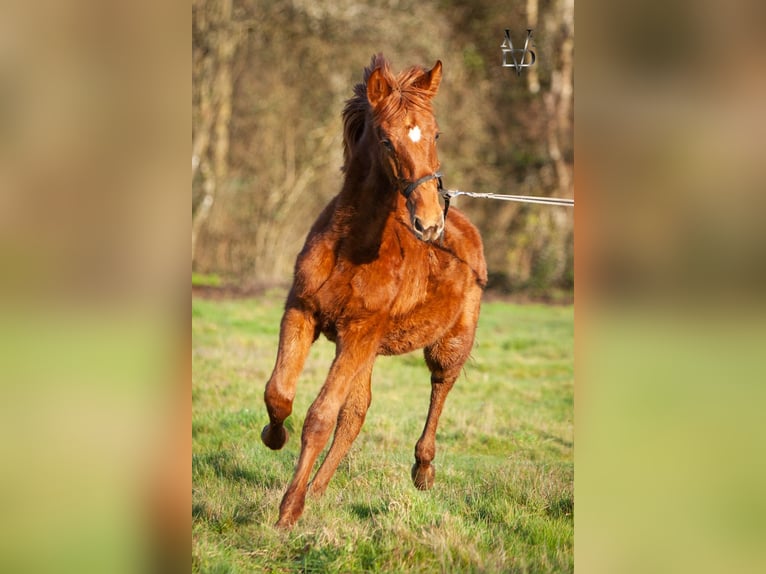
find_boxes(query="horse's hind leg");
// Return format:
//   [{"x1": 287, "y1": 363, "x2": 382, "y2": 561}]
[
  {"x1": 262, "y1": 303, "x2": 317, "y2": 450},
  {"x1": 309, "y1": 364, "x2": 373, "y2": 497}
]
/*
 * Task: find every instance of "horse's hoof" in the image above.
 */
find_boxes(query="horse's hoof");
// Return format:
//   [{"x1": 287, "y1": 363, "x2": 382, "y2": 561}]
[
  {"x1": 276, "y1": 488, "x2": 305, "y2": 528},
  {"x1": 274, "y1": 515, "x2": 296, "y2": 530},
  {"x1": 261, "y1": 424, "x2": 288, "y2": 450},
  {"x1": 411, "y1": 462, "x2": 435, "y2": 490}
]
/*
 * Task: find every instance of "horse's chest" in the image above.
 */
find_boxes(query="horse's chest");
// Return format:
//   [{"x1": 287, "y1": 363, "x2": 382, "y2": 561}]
[
  {"x1": 379, "y1": 292, "x2": 463, "y2": 355},
  {"x1": 316, "y1": 250, "x2": 409, "y2": 314},
  {"x1": 314, "y1": 245, "x2": 462, "y2": 348}
]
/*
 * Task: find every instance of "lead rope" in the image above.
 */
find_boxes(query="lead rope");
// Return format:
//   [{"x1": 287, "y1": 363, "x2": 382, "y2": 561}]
[
  {"x1": 437, "y1": 182, "x2": 573, "y2": 243},
  {"x1": 440, "y1": 188, "x2": 574, "y2": 208}
]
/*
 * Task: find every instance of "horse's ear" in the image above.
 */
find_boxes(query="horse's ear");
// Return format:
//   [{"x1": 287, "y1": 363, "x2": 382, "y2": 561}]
[
  {"x1": 367, "y1": 68, "x2": 392, "y2": 108},
  {"x1": 415, "y1": 60, "x2": 443, "y2": 97}
]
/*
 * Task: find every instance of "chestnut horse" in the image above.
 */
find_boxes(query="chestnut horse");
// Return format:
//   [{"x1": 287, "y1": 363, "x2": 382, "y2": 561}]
[{"x1": 261, "y1": 54, "x2": 487, "y2": 528}]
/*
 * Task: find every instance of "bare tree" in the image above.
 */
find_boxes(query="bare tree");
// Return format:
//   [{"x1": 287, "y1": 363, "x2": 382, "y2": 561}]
[
  {"x1": 543, "y1": 0, "x2": 574, "y2": 200},
  {"x1": 190, "y1": 0, "x2": 574, "y2": 294},
  {"x1": 526, "y1": 0, "x2": 541, "y2": 94},
  {"x1": 192, "y1": 0, "x2": 237, "y2": 263}
]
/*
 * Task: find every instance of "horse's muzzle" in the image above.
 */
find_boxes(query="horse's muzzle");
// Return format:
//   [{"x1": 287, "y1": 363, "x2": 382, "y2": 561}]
[{"x1": 412, "y1": 213, "x2": 444, "y2": 242}]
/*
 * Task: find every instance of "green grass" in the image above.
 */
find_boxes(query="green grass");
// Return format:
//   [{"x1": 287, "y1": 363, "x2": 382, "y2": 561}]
[
  {"x1": 193, "y1": 272, "x2": 223, "y2": 287},
  {"x1": 192, "y1": 291, "x2": 573, "y2": 573}
]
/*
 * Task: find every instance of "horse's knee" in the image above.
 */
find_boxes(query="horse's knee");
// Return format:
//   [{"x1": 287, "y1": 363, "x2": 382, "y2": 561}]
[
  {"x1": 425, "y1": 346, "x2": 470, "y2": 381},
  {"x1": 301, "y1": 403, "x2": 339, "y2": 445}
]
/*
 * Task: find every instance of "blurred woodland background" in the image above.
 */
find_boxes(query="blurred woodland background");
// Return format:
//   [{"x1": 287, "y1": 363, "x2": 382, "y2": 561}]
[{"x1": 192, "y1": 0, "x2": 574, "y2": 297}]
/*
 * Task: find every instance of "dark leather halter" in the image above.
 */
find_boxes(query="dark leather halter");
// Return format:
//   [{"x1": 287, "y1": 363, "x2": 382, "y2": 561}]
[
  {"x1": 398, "y1": 171, "x2": 442, "y2": 200},
  {"x1": 379, "y1": 128, "x2": 451, "y2": 223},
  {"x1": 397, "y1": 171, "x2": 451, "y2": 221}
]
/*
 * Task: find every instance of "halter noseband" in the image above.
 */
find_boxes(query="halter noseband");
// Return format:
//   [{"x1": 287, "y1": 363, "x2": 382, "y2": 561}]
[
  {"x1": 397, "y1": 171, "x2": 451, "y2": 221},
  {"x1": 399, "y1": 171, "x2": 442, "y2": 200}
]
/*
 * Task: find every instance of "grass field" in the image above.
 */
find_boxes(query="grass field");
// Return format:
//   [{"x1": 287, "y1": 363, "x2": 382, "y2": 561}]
[{"x1": 192, "y1": 290, "x2": 573, "y2": 573}]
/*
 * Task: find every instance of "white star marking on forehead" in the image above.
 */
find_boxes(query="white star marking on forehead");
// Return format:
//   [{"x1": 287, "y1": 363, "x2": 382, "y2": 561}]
[{"x1": 408, "y1": 126, "x2": 421, "y2": 143}]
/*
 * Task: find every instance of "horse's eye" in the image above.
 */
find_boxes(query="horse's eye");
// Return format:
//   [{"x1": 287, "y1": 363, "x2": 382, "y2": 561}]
[{"x1": 381, "y1": 138, "x2": 394, "y2": 152}]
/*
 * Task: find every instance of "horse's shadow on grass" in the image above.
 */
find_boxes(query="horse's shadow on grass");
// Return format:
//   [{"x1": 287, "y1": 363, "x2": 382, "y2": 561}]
[
  {"x1": 193, "y1": 450, "x2": 287, "y2": 527},
  {"x1": 193, "y1": 450, "x2": 283, "y2": 489},
  {"x1": 348, "y1": 500, "x2": 389, "y2": 521},
  {"x1": 540, "y1": 431, "x2": 573, "y2": 450}
]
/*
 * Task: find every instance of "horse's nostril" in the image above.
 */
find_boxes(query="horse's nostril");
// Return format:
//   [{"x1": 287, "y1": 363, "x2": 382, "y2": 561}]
[{"x1": 414, "y1": 218, "x2": 425, "y2": 234}]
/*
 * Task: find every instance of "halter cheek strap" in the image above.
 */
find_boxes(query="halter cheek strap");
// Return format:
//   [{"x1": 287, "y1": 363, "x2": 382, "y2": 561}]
[
  {"x1": 399, "y1": 171, "x2": 443, "y2": 200},
  {"x1": 439, "y1": 176, "x2": 450, "y2": 220},
  {"x1": 398, "y1": 171, "x2": 450, "y2": 221}
]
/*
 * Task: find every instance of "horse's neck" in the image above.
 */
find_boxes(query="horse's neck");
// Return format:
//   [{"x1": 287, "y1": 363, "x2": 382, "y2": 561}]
[{"x1": 336, "y1": 160, "x2": 398, "y2": 260}]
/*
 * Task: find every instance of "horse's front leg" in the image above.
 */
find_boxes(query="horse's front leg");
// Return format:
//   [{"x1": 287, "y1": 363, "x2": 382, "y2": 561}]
[
  {"x1": 309, "y1": 362, "x2": 373, "y2": 497},
  {"x1": 413, "y1": 297, "x2": 481, "y2": 489},
  {"x1": 262, "y1": 302, "x2": 317, "y2": 450},
  {"x1": 277, "y1": 331, "x2": 379, "y2": 528},
  {"x1": 411, "y1": 373, "x2": 457, "y2": 489}
]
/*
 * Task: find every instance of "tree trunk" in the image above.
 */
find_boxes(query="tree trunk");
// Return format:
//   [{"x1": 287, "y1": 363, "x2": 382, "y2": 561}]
[
  {"x1": 543, "y1": 0, "x2": 574, "y2": 200},
  {"x1": 526, "y1": 0, "x2": 540, "y2": 94},
  {"x1": 191, "y1": 0, "x2": 236, "y2": 264}
]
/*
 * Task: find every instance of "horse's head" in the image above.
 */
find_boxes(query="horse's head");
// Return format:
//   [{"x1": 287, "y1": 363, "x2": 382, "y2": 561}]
[{"x1": 366, "y1": 58, "x2": 444, "y2": 242}]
